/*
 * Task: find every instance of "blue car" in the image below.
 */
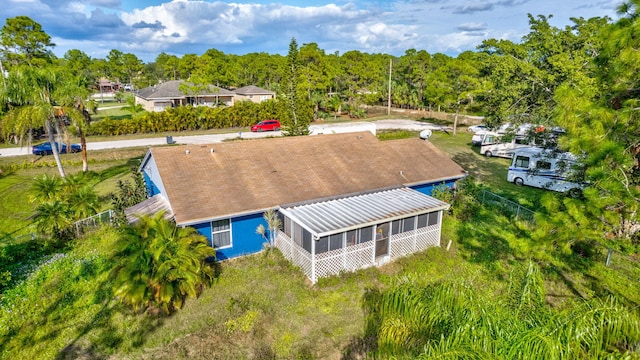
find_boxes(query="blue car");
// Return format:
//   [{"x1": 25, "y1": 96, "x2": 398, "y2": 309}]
[{"x1": 32, "y1": 142, "x2": 82, "y2": 156}]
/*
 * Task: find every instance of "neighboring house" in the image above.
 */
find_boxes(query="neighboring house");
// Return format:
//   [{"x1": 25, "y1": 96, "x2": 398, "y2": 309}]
[
  {"x1": 98, "y1": 78, "x2": 121, "y2": 93},
  {"x1": 135, "y1": 80, "x2": 235, "y2": 112},
  {"x1": 130, "y1": 132, "x2": 467, "y2": 283},
  {"x1": 233, "y1": 85, "x2": 275, "y2": 103}
]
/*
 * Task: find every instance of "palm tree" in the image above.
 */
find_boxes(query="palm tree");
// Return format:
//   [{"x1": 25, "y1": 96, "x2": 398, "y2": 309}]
[
  {"x1": 122, "y1": 95, "x2": 144, "y2": 116},
  {"x1": 66, "y1": 185, "x2": 99, "y2": 219},
  {"x1": 0, "y1": 66, "x2": 69, "y2": 177},
  {"x1": 263, "y1": 209, "x2": 281, "y2": 247},
  {"x1": 32, "y1": 200, "x2": 72, "y2": 240},
  {"x1": 328, "y1": 95, "x2": 342, "y2": 120},
  {"x1": 364, "y1": 261, "x2": 640, "y2": 359},
  {"x1": 30, "y1": 172, "x2": 99, "y2": 240},
  {"x1": 30, "y1": 173, "x2": 62, "y2": 203},
  {"x1": 111, "y1": 212, "x2": 216, "y2": 314},
  {"x1": 53, "y1": 76, "x2": 93, "y2": 172}
]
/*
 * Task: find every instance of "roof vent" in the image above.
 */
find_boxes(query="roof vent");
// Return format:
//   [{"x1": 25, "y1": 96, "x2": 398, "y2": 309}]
[
  {"x1": 210, "y1": 148, "x2": 214, "y2": 153},
  {"x1": 185, "y1": 150, "x2": 190, "y2": 155}
]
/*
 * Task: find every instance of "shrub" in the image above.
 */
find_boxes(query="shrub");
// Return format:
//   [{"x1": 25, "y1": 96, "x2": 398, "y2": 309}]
[{"x1": 87, "y1": 99, "x2": 290, "y2": 136}]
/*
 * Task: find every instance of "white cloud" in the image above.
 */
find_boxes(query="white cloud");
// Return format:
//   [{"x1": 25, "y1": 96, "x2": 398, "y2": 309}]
[{"x1": 1, "y1": 0, "x2": 624, "y2": 61}]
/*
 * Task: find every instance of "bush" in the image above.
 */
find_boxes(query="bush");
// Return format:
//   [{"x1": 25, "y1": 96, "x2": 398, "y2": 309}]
[
  {"x1": 88, "y1": 99, "x2": 289, "y2": 136},
  {"x1": 432, "y1": 178, "x2": 482, "y2": 221}
]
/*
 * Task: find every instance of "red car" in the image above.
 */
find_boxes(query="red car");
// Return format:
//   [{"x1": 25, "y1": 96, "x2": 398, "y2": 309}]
[{"x1": 251, "y1": 120, "x2": 281, "y2": 132}]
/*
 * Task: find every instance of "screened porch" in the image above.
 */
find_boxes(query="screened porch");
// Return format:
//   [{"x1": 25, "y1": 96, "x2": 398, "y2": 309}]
[{"x1": 274, "y1": 187, "x2": 449, "y2": 283}]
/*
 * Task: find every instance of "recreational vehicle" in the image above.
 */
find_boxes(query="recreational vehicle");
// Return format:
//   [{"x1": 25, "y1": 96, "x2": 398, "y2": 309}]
[
  {"x1": 507, "y1": 147, "x2": 584, "y2": 196},
  {"x1": 479, "y1": 131, "x2": 534, "y2": 158}
]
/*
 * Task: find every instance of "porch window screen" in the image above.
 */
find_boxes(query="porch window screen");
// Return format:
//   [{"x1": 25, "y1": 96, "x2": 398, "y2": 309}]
[
  {"x1": 212, "y1": 219, "x2": 231, "y2": 248},
  {"x1": 283, "y1": 216, "x2": 292, "y2": 237},
  {"x1": 316, "y1": 236, "x2": 329, "y2": 254},
  {"x1": 302, "y1": 229, "x2": 312, "y2": 253},
  {"x1": 329, "y1": 233, "x2": 344, "y2": 251},
  {"x1": 417, "y1": 214, "x2": 428, "y2": 228},
  {"x1": 293, "y1": 223, "x2": 303, "y2": 247},
  {"x1": 346, "y1": 230, "x2": 358, "y2": 246},
  {"x1": 428, "y1": 212, "x2": 439, "y2": 226},
  {"x1": 391, "y1": 220, "x2": 401, "y2": 235},
  {"x1": 402, "y1": 216, "x2": 416, "y2": 232},
  {"x1": 360, "y1": 226, "x2": 373, "y2": 243}
]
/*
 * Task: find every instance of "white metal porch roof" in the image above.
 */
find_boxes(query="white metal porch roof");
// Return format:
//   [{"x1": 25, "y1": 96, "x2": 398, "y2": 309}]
[{"x1": 279, "y1": 187, "x2": 450, "y2": 237}]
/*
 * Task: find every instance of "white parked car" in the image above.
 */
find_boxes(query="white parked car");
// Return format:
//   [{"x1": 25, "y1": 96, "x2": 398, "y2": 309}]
[{"x1": 467, "y1": 124, "x2": 488, "y2": 133}]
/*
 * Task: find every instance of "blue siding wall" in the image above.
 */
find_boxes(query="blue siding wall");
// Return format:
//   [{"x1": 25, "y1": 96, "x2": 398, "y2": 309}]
[
  {"x1": 143, "y1": 172, "x2": 161, "y2": 196},
  {"x1": 222, "y1": 213, "x2": 268, "y2": 260},
  {"x1": 191, "y1": 213, "x2": 268, "y2": 261},
  {"x1": 193, "y1": 222, "x2": 212, "y2": 242},
  {"x1": 411, "y1": 179, "x2": 457, "y2": 196}
]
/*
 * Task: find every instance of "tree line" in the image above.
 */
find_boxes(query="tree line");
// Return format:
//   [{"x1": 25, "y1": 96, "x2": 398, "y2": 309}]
[
  {"x1": 0, "y1": 14, "x2": 610, "y2": 124},
  {"x1": 1, "y1": 3, "x2": 639, "y2": 258}
]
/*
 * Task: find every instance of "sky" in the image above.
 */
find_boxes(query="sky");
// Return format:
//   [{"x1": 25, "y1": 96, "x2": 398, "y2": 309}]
[{"x1": 1, "y1": 0, "x2": 623, "y2": 63}]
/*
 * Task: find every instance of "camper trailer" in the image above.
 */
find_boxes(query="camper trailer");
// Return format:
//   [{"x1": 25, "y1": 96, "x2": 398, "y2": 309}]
[
  {"x1": 478, "y1": 122, "x2": 559, "y2": 158},
  {"x1": 479, "y1": 132, "x2": 533, "y2": 158},
  {"x1": 507, "y1": 147, "x2": 584, "y2": 196}
]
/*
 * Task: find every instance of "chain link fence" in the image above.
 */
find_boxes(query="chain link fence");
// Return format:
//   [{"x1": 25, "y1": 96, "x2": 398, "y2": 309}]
[
  {"x1": 479, "y1": 190, "x2": 536, "y2": 223},
  {"x1": 478, "y1": 190, "x2": 639, "y2": 278},
  {"x1": 72, "y1": 210, "x2": 114, "y2": 237}
]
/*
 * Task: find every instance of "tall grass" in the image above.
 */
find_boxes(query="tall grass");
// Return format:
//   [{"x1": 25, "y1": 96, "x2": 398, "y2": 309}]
[{"x1": 0, "y1": 131, "x2": 638, "y2": 359}]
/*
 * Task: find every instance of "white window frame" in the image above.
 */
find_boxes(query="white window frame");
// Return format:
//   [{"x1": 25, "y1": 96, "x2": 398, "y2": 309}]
[{"x1": 211, "y1": 218, "x2": 232, "y2": 249}]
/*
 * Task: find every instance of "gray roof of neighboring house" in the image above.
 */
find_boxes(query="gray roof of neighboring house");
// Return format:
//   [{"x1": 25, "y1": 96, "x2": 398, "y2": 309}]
[
  {"x1": 234, "y1": 85, "x2": 274, "y2": 95},
  {"x1": 136, "y1": 80, "x2": 235, "y2": 100},
  {"x1": 143, "y1": 131, "x2": 467, "y2": 225}
]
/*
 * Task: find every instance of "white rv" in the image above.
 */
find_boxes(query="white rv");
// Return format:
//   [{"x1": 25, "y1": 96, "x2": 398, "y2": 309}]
[
  {"x1": 507, "y1": 147, "x2": 584, "y2": 196},
  {"x1": 479, "y1": 131, "x2": 533, "y2": 158}
]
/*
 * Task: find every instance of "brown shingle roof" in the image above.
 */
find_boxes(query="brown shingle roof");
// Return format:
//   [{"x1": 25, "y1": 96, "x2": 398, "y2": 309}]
[{"x1": 148, "y1": 132, "x2": 466, "y2": 225}]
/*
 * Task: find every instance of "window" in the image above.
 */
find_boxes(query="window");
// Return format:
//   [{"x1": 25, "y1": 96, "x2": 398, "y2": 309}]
[
  {"x1": 316, "y1": 236, "x2": 329, "y2": 254},
  {"x1": 329, "y1": 233, "x2": 344, "y2": 250},
  {"x1": 536, "y1": 161, "x2": 551, "y2": 170},
  {"x1": 212, "y1": 219, "x2": 231, "y2": 248},
  {"x1": 302, "y1": 229, "x2": 312, "y2": 252},
  {"x1": 346, "y1": 230, "x2": 358, "y2": 246},
  {"x1": 417, "y1": 214, "x2": 428, "y2": 228},
  {"x1": 514, "y1": 155, "x2": 529, "y2": 168},
  {"x1": 293, "y1": 223, "x2": 303, "y2": 247},
  {"x1": 392, "y1": 220, "x2": 401, "y2": 235},
  {"x1": 376, "y1": 223, "x2": 389, "y2": 240},
  {"x1": 402, "y1": 216, "x2": 416, "y2": 232},
  {"x1": 283, "y1": 216, "x2": 291, "y2": 237},
  {"x1": 515, "y1": 136, "x2": 527, "y2": 145},
  {"x1": 483, "y1": 134, "x2": 496, "y2": 144},
  {"x1": 428, "y1": 212, "x2": 439, "y2": 226},
  {"x1": 360, "y1": 226, "x2": 373, "y2": 242}
]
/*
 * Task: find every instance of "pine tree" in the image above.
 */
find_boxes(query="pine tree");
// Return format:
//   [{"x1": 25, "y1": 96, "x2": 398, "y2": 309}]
[{"x1": 281, "y1": 38, "x2": 310, "y2": 136}]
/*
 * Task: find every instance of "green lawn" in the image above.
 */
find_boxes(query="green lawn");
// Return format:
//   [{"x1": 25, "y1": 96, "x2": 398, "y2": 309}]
[{"x1": 0, "y1": 126, "x2": 638, "y2": 359}]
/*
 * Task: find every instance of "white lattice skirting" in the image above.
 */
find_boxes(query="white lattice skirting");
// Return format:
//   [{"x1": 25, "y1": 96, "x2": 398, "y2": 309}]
[{"x1": 275, "y1": 226, "x2": 441, "y2": 283}]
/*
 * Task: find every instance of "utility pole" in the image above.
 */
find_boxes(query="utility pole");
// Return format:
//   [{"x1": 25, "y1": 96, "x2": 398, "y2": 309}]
[{"x1": 387, "y1": 58, "x2": 392, "y2": 116}]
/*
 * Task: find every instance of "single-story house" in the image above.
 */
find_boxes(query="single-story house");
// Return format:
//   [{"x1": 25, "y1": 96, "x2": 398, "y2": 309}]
[
  {"x1": 233, "y1": 85, "x2": 276, "y2": 103},
  {"x1": 131, "y1": 131, "x2": 466, "y2": 283},
  {"x1": 135, "y1": 80, "x2": 235, "y2": 112},
  {"x1": 98, "y1": 78, "x2": 121, "y2": 93}
]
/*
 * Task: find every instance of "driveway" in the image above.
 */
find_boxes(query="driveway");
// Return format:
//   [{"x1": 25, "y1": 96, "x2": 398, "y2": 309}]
[{"x1": 0, "y1": 119, "x2": 449, "y2": 157}]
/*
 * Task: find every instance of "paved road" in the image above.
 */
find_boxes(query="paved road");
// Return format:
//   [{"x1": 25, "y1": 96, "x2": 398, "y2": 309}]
[{"x1": 0, "y1": 120, "x2": 450, "y2": 157}]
